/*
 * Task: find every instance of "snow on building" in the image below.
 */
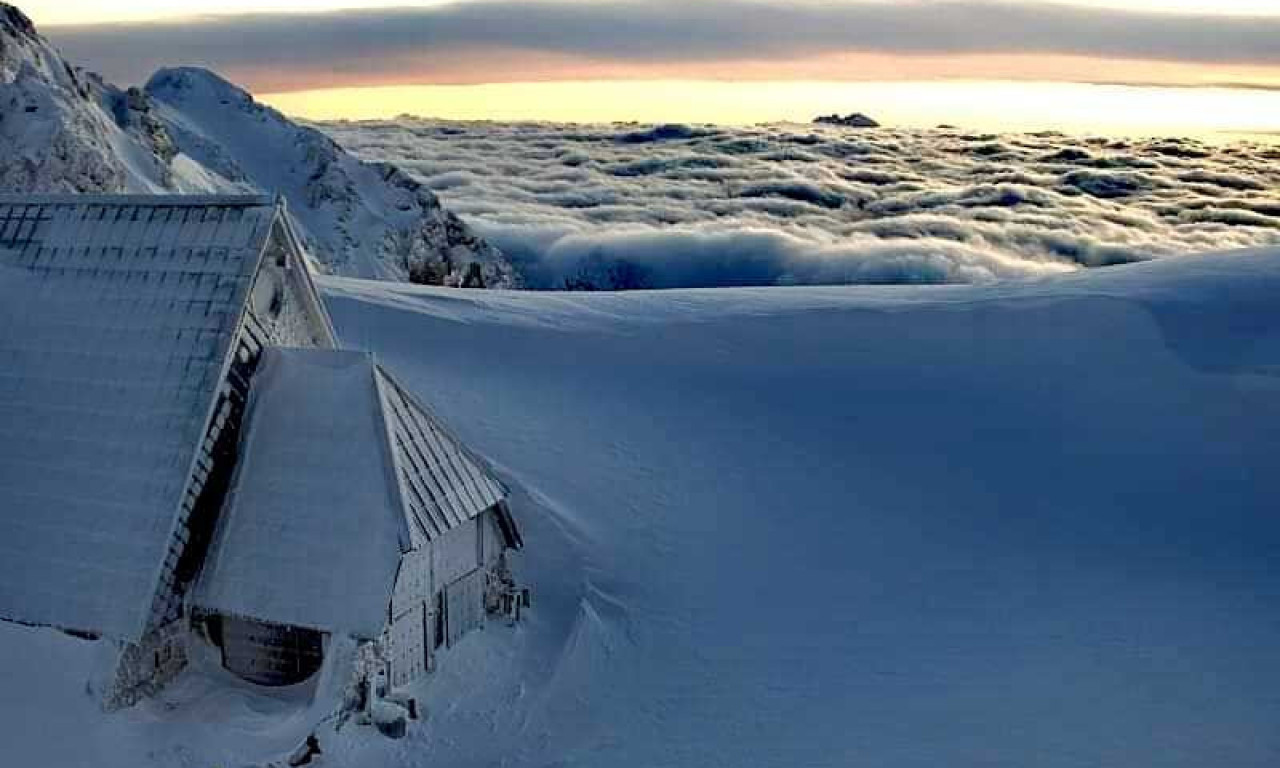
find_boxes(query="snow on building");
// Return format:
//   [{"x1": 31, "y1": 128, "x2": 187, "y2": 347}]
[{"x1": 0, "y1": 194, "x2": 523, "y2": 709}]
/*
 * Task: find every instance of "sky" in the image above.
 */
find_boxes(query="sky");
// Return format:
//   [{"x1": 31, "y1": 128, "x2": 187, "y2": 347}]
[
  {"x1": 25, "y1": 0, "x2": 1280, "y2": 26},
  {"x1": 24, "y1": 0, "x2": 1280, "y2": 133}
]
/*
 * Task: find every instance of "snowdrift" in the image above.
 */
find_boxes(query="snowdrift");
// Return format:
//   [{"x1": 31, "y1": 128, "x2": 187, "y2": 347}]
[
  {"x1": 319, "y1": 248, "x2": 1280, "y2": 766},
  {"x1": 2, "y1": 249, "x2": 1277, "y2": 766}
]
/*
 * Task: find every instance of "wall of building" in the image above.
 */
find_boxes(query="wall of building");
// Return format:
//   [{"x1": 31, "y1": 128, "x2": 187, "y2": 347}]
[
  {"x1": 480, "y1": 511, "x2": 507, "y2": 570},
  {"x1": 385, "y1": 600, "x2": 431, "y2": 691},
  {"x1": 250, "y1": 225, "x2": 333, "y2": 350},
  {"x1": 390, "y1": 546, "x2": 434, "y2": 621},
  {"x1": 384, "y1": 509, "x2": 519, "y2": 691},
  {"x1": 434, "y1": 516, "x2": 480, "y2": 588},
  {"x1": 444, "y1": 570, "x2": 486, "y2": 648}
]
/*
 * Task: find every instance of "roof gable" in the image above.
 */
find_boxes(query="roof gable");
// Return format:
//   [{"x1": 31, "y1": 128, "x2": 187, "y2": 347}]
[{"x1": 0, "y1": 195, "x2": 278, "y2": 640}]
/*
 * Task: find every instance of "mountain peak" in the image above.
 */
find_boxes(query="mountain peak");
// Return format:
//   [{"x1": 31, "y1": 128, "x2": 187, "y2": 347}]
[
  {"x1": 0, "y1": 5, "x2": 517, "y2": 286},
  {"x1": 146, "y1": 67, "x2": 250, "y2": 102},
  {"x1": 0, "y1": 4, "x2": 37, "y2": 41}
]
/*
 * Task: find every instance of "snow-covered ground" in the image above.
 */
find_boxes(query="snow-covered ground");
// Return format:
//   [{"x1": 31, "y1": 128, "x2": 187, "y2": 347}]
[{"x1": 4, "y1": 249, "x2": 1279, "y2": 766}]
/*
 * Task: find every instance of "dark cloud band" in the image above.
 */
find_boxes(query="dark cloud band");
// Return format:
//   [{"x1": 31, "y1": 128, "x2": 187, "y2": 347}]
[{"x1": 45, "y1": 0, "x2": 1280, "y2": 90}]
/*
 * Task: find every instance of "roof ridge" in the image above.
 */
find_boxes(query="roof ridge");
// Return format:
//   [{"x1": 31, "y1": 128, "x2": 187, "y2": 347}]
[{"x1": 0, "y1": 194, "x2": 277, "y2": 207}]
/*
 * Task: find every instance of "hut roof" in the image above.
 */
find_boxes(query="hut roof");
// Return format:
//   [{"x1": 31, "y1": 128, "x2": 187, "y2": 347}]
[
  {"x1": 192, "y1": 348, "x2": 510, "y2": 639},
  {"x1": 377, "y1": 364, "x2": 510, "y2": 549},
  {"x1": 0, "y1": 194, "x2": 282, "y2": 640}
]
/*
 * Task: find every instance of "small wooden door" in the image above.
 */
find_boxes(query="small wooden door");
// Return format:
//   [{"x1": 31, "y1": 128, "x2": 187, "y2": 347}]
[
  {"x1": 387, "y1": 602, "x2": 429, "y2": 690},
  {"x1": 445, "y1": 569, "x2": 486, "y2": 647}
]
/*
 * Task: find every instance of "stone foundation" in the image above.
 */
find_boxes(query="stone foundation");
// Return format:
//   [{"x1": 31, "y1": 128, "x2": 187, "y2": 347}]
[{"x1": 103, "y1": 620, "x2": 189, "y2": 711}]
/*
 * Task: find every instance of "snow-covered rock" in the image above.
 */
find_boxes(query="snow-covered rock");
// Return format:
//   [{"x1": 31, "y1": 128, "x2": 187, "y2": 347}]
[
  {"x1": 0, "y1": 3, "x2": 516, "y2": 286},
  {"x1": 368, "y1": 700, "x2": 408, "y2": 739},
  {"x1": 0, "y1": 5, "x2": 178, "y2": 193},
  {"x1": 145, "y1": 68, "x2": 515, "y2": 286}
]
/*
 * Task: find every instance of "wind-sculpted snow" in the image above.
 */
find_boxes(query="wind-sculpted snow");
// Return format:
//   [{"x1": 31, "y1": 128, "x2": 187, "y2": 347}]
[
  {"x1": 321, "y1": 119, "x2": 1280, "y2": 288},
  {"x1": 3, "y1": 249, "x2": 1279, "y2": 766},
  {"x1": 313, "y1": 249, "x2": 1280, "y2": 766}
]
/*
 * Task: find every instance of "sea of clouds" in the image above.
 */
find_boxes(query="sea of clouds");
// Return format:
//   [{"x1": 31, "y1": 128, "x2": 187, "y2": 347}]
[{"x1": 319, "y1": 120, "x2": 1280, "y2": 289}]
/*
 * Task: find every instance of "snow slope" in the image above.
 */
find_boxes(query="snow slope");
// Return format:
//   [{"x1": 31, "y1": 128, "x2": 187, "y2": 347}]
[
  {"x1": 0, "y1": 5, "x2": 180, "y2": 194},
  {"x1": 319, "y1": 249, "x2": 1280, "y2": 767},
  {"x1": 145, "y1": 68, "x2": 516, "y2": 286},
  {"x1": 0, "y1": 4, "x2": 514, "y2": 285},
  {"x1": 3, "y1": 250, "x2": 1278, "y2": 766}
]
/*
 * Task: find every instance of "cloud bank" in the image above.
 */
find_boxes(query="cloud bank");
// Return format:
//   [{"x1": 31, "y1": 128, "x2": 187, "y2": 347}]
[
  {"x1": 320, "y1": 120, "x2": 1280, "y2": 289},
  {"x1": 46, "y1": 0, "x2": 1280, "y2": 92}
]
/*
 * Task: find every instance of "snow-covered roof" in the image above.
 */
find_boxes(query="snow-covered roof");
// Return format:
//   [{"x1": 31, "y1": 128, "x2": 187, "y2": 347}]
[
  {"x1": 192, "y1": 349, "x2": 403, "y2": 638},
  {"x1": 0, "y1": 194, "x2": 280, "y2": 640},
  {"x1": 193, "y1": 348, "x2": 509, "y2": 638},
  {"x1": 377, "y1": 367, "x2": 509, "y2": 547}
]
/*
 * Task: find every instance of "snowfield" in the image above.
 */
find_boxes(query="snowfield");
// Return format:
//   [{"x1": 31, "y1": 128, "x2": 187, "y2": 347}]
[{"x1": 3, "y1": 249, "x2": 1280, "y2": 766}]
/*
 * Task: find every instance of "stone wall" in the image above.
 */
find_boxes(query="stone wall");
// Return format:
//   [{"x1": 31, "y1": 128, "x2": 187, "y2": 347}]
[{"x1": 103, "y1": 620, "x2": 188, "y2": 711}]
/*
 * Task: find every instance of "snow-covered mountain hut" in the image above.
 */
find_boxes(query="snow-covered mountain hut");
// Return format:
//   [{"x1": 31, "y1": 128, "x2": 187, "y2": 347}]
[
  {"x1": 192, "y1": 346, "x2": 522, "y2": 690},
  {"x1": 0, "y1": 194, "x2": 522, "y2": 708}
]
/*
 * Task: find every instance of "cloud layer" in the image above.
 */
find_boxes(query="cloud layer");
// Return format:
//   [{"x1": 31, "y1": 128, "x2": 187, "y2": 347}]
[
  {"x1": 47, "y1": 0, "x2": 1280, "y2": 91},
  {"x1": 319, "y1": 120, "x2": 1280, "y2": 288}
]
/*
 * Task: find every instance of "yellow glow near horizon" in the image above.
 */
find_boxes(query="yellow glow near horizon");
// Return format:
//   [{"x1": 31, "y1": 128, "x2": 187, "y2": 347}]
[
  {"x1": 29, "y1": 1, "x2": 1280, "y2": 141},
  {"x1": 27, "y1": 0, "x2": 1280, "y2": 26},
  {"x1": 261, "y1": 79, "x2": 1280, "y2": 142}
]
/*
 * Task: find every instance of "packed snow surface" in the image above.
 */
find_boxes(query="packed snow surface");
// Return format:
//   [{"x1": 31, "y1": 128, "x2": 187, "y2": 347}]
[{"x1": 3, "y1": 249, "x2": 1279, "y2": 766}]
